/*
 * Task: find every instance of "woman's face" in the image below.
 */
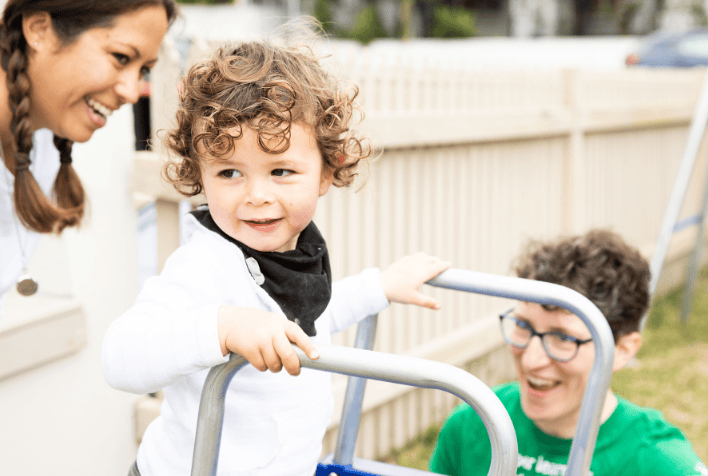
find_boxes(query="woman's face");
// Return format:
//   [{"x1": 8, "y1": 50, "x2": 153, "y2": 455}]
[
  {"x1": 510, "y1": 302, "x2": 596, "y2": 438},
  {"x1": 25, "y1": 5, "x2": 169, "y2": 143}
]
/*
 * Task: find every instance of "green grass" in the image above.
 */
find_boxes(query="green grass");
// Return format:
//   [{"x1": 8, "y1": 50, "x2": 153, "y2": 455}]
[{"x1": 380, "y1": 269, "x2": 708, "y2": 470}]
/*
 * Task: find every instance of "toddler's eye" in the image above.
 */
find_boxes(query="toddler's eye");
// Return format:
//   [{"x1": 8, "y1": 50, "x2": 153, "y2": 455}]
[
  {"x1": 219, "y1": 169, "x2": 241, "y2": 178},
  {"x1": 272, "y1": 169, "x2": 294, "y2": 177}
]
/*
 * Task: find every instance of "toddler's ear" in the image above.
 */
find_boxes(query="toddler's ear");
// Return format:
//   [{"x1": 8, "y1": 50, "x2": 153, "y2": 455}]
[{"x1": 319, "y1": 168, "x2": 334, "y2": 196}]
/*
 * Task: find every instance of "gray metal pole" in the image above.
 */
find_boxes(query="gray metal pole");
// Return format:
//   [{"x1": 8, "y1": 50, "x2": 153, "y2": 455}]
[
  {"x1": 426, "y1": 269, "x2": 615, "y2": 476},
  {"x1": 680, "y1": 165, "x2": 708, "y2": 322},
  {"x1": 191, "y1": 352, "x2": 247, "y2": 476},
  {"x1": 643, "y1": 70, "x2": 708, "y2": 330},
  {"x1": 333, "y1": 314, "x2": 378, "y2": 466}
]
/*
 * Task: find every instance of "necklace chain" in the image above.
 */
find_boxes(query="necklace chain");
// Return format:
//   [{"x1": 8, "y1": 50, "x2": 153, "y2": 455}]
[{"x1": 1, "y1": 144, "x2": 38, "y2": 296}]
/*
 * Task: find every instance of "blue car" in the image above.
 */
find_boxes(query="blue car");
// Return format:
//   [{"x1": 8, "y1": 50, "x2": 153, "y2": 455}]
[{"x1": 626, "y1": 29, "x2": 708, "y2": 67}]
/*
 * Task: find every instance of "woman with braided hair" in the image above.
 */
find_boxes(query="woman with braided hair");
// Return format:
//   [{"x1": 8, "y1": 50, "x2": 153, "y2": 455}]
[{"x1": 0, "y1": 0, "x2": 177, "y2": 303}]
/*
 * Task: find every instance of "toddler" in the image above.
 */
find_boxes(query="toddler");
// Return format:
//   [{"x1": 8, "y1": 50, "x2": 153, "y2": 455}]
[{"x1": 102, "y1": 39, "x2": 450, "y2": 476}]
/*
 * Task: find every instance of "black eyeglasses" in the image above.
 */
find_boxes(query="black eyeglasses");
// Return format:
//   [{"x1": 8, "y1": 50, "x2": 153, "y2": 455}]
[{"x1": 498, "y1": 308, "x2": 593, "y2": 362}]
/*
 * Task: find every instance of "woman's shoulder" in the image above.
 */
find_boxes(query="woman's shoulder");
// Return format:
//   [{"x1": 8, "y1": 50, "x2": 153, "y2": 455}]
[
  {"x1": 614, "y1": 396, "x2": 683, "y2": 434},
  {"x1": 612, "y1": 397, "x2": 706, "y2": 474}
]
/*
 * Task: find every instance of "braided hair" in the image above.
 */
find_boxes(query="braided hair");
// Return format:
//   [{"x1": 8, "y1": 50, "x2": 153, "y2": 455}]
[{"x1": 0, "y1": 0, "x2": 177, "y2": 233}]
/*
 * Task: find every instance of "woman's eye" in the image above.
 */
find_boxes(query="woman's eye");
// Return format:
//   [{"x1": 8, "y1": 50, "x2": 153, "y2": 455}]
[
  {"x1": 140, "y1": 66, "x2": 151, "y2": 79},
  {"x1": 272, "y1": 169, "x2": 294, "y2": 177},
  {"x1": 219, "y1": 169, "x2": 241, "y2": 178},
  {"x1": 113, "y1": 53, "x2": 130, "y2": 65}
]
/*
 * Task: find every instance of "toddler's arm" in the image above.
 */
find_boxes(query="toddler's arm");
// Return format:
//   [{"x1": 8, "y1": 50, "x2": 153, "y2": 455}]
[
  {"x1": 326, "y1": 253, "x2": 451, "y2": 335},
  {"x1": 102, "y1": 242, "x2": 319, "y2": 394}
]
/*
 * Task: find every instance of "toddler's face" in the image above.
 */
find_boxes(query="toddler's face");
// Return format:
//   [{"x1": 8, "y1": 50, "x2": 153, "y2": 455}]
[{"x1": 199, "y1": 123, "x2": 332, "y2": 253}]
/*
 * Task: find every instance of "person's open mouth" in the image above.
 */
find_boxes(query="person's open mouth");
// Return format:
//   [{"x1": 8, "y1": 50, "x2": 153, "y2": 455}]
[
  {"x1": 85, "y1": 96, "x2": 114, "y2": 126},
  {"x1": 527, "y1": 375, "x2": 560, "y2": 392}
]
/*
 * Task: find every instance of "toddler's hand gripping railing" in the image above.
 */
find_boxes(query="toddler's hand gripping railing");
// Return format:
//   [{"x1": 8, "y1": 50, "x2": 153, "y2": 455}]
[{"x1": 191, "y1": 269, "x2": 615, "y2": 476}]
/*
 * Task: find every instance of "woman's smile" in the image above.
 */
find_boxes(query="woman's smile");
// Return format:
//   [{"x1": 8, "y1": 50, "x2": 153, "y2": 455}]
[
  {"x1": 84, "y1": 98, "x2": 110, "y2": 128},
  {"x1": 85, "y1": 96, "x2": 114, "y2": 124},
  {"x1": 525, "y1": 374, "x2": 561, "y2": 394}
]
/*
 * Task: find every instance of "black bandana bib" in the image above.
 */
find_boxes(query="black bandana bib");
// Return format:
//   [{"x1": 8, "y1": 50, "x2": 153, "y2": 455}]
[{"x1": 192, "y1": 209, "x2": 332, "y2": 336}]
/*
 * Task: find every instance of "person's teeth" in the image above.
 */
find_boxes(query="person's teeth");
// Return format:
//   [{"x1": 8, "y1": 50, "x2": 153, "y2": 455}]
[
  {"x1": 85, "y1": 97, "x2": 112, "y2": 118},
  {"x1": 528, "y1": 376, "x2": 557, "y2": 390}
]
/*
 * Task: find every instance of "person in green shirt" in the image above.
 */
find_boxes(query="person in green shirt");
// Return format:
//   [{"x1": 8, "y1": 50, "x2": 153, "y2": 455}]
[{"x1": 429, "y1": 229, "x2": 707, "y2": 476}]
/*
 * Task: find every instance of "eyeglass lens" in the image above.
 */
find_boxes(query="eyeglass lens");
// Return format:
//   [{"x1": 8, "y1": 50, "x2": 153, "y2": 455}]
[{"x1": 500, "y1": 315, "x2": 578, "y2": 361}]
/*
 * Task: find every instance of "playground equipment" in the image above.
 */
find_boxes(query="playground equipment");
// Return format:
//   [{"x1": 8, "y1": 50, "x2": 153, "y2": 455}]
[
  {"x1": 646, "y1": 70, "x2": 708, "y2": 327},
  {"x1": 190, "y1": 268, "x2": 615, "y2": 476}
]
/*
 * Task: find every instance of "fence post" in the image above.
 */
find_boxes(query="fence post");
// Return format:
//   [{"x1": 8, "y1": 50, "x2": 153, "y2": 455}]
[
  {"x1": 563, "y1": 68, "x2": 584, "y2": 236},
  {"x1": 150, "y1": 34, "x2": 181, "y2": 156}
]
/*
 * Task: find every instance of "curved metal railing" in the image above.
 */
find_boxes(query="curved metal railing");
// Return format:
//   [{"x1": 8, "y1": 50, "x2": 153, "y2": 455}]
[{"x1": 190, "y1": 268, "x2": 614, "y2": 476}]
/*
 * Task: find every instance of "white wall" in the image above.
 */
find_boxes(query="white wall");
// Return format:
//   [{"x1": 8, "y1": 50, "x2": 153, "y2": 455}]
[{"x1": 0, "y1": 105, "x2": 141, "y2": 476}]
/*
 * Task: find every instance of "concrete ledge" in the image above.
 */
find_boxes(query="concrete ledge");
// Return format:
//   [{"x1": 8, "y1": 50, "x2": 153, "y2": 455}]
[{"x1": 0, "y1": 290, "x2": 86, "y2": 381}]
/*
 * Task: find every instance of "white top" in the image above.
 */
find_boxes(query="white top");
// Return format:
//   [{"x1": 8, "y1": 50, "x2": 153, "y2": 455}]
[
  {"x1": 102, "y1": 213, "x2": 390, "y2": 476},
  {"x1": 0, "y1": 129, "x2": 60, "y2": 317}
]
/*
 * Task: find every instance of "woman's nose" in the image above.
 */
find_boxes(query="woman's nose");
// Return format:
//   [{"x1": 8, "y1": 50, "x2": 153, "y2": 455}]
[
  {"x1": 521, "y1": 336, "x2": 552, "y2": 368},
  {"x1": 115, "y1": 70, "x2": 141, "y2": 105}
]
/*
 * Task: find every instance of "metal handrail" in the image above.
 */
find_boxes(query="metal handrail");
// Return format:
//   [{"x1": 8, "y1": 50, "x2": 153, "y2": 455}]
[
  {"x1": 191, "y1": 345, "x2": 518, "y2": 476},
  {"x1": 426, "y1": 269, "x2": 615, "y2": 476},
  {"x1": 190, "y1": 267, "x2": 615, "y2": 476}
]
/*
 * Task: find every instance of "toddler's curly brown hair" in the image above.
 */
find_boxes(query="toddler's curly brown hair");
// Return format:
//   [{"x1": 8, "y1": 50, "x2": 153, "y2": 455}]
[{"x1": 163, "y1": 40, "x2": 371, "y2": 196}]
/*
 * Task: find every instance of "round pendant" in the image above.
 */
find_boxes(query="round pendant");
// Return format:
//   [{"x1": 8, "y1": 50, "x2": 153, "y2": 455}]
[{"x1": 17, "y1": 274, "x2": 38, "y2": 296}]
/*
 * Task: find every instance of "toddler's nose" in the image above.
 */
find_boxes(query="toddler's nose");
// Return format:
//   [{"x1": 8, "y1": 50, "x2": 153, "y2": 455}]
[{"x1": 245, "y1": 178, "x2": 274, "y2": 205}]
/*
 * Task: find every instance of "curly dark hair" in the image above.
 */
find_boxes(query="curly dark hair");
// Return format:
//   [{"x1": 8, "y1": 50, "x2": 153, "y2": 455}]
[
  {"x1": 163, "y1": 40, "x2": 371, "y2": 196},
  {"x1": 513, "y1": 229, "x2": 651, "y2": 340}
]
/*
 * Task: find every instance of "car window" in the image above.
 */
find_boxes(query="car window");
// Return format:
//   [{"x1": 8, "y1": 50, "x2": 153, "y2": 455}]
[{"x1": 678, "y1": 35, "x2": 708, "y2": 57}]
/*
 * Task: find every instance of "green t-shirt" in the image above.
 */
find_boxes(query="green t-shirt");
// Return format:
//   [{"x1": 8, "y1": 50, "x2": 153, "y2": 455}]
[{"x1": 429, "y1": 382, "x2": 707, "y2": 476}]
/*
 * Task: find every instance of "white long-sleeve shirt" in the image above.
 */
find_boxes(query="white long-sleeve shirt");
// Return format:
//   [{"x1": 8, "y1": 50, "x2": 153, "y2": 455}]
[{"x1": 102, "y1": 213, "x2": 389, "y2": 476}]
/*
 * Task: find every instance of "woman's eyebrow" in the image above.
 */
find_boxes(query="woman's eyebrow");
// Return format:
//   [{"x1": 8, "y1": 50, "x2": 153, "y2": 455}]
[
  {"x1": 117, "y1": 42, "x2": 158, "y2": 64},
  {"x1": 512, "y1": 314, "x2": 576, "y2": 335},
  {"x1": 547, "y1": 322, "x2": 587, "y2": 336}
]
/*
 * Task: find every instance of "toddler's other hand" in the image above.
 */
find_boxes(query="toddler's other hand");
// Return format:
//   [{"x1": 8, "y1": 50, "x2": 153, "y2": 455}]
[
  {"x1": 381, "y1": 252, "x2": 451, "y2": 309},
  {"x1": 217, "y1": 306, "x2": 319, "y2": 376}
]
